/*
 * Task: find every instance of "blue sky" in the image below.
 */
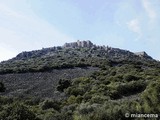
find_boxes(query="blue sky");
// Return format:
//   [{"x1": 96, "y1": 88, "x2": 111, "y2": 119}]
[{"x1": 0, "y1": 0, "x2": 160, "y2": 61}]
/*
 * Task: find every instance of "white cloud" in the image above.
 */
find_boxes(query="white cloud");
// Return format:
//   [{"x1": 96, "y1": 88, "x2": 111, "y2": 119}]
[
  {"x1": 127, "y1": 19, "x2": 141, "y2": 37},
  {"x1": 0, "y1": 1, "x2": 75, "y2": 61},
  {"x1": 141, "y1": 0, "x2": 157, "y2": 23}
]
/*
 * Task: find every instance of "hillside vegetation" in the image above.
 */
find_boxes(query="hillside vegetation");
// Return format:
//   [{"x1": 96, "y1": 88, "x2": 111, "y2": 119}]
[{"x1": 0, "y1": 44, "x2": 160, "y2": 120}]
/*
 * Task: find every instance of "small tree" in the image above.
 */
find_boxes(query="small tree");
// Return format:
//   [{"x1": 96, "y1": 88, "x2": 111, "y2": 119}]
[
  {"x1": 56, "y1": 79, "x2": 71, "y2": 92},
  {"x1": 0, "y1": 82, "x2": 5, "y2": 92}
]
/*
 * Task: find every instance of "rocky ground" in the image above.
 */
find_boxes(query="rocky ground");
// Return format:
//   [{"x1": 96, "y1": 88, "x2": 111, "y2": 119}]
[{"x1": 0, "y1": 67, "x2": 98, "y2": 99}]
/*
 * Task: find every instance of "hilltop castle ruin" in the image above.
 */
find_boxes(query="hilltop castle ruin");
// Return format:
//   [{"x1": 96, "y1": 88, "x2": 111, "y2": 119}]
[{"x1": 63, "y1": 40, "x2": 94, "y2": 48}]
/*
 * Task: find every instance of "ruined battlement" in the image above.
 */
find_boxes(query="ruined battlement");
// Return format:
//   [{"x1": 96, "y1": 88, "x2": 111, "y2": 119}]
[{"x1": 63, "y1": 40, "x2": 94, "y2": 48}]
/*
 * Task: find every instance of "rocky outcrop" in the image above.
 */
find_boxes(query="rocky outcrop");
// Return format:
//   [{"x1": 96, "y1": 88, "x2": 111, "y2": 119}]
[
  {"x1": 134, "y1": 51, "x2": 147, "y2": 56},
  {"x1": 63, "y1": 40, "x2": 94, "y2": 48},
  {"x1": 13, "y1": 46, "x2": 62, "y2": 60},
  {"x1": 134, "y1": 51, "x2": 152, "y2": 60}
]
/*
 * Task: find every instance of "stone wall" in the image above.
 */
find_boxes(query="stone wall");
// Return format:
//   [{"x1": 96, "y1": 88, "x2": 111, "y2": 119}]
[{"x1": 63, "y1": 40, "x2": 93, "y2": 48}]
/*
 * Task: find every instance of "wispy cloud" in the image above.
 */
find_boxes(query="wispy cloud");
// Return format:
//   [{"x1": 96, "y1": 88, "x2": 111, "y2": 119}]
[
  {"x1": 141, "y1": 0, "x2": 157, "y2": 23},
  {"x1": 127, "y1": 19, "x2": 141, "y2": 38}
]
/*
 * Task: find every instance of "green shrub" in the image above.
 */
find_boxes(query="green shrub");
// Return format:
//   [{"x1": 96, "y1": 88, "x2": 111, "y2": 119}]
[
  {"x1": 74, "y1": 102, "x2": 128, "y2": 120},
  {"x1": 57, "y1": 79, "x2": 71, "y2": 92},
  {"x1": 67, "y1": 87, "x2": 85, "y2": 96},
  {"x1": 109, "y1": 90, "x2": 122, "y2": 99},
  {"x1": 117, "y1": 81, "x2": 146, "y2": 96},
  {"x1": 123, "y1": 74, "x2": 140, "y2": 82},
  {"x1": 76, "y1": 103, "x2": 95, "y2": 115},
  {"x1": 90, "y1": 95, "x2": 108, "y2": 104},
  {"x1": 141, "y1": 79, "x2": 160, "y2": 113},
  {"x1": 0, "y1": 103, "x2": 39, "y2": 120},
  {"x1": 41, "y1": 99, "x2": 61, "y2": 111},
  {"x1": 0, "y1": 96, "x2": 13, "y2": 105},
  {"x1": 66, "y1": 95, "x2": 77, "y2": 105},
  {"x1": 24, "y1": 97, "x2": 41, "y2": 106},
  {"x1": 0, "y1": 82, "x2": 5, "y2": 92}
]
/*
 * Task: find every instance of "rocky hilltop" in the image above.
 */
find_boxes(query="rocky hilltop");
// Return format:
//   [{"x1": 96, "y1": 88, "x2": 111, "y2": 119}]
[
  {"x1": 7, "y1": 40, "x2": 152, "y2": 61},
  {"x1": 63, "y1": 40, "x2": 153, "y2": 60},
  {"x1": 0, "y1": 40, "x2": 154, "y2": 74}
]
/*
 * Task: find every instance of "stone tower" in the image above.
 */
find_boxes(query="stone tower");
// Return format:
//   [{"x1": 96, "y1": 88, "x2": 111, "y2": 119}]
[{"x1": 63, "y1": 40, "x2": 93, "y2": 48}]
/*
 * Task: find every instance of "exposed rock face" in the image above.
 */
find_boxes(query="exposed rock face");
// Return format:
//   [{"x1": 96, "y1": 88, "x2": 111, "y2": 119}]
[
  {"x1": 134, "y1": 51, "x2": 147, "y2": 56},
  {"x1": 134, "y1": 51, "x2": 152, "y2": 59},
  {"x1": 13, "y1": 46, "x2": 62, "y2": 60},
  {"x1": 63, "y1": 40, "x2": 93, "y2": 48}
]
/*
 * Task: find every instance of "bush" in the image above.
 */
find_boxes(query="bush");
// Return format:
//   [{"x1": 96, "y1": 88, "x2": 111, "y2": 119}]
[
  {"x1": 74, "y1": 102, "x2": 127, "y2": 120},
  {"x1": 0, "y1": 103, "x2": 39, "y2": 120},
  {"x1": 123, "y1": 74, "x2": 140, "y2": 82},
  {"x1": 76, "y1": 103, "x2": 95, "y2": 115},
  {"x1": 0, "y1": 96, "x2": 13, "y2": 105},
  {"x1": 117, "y1": 81, "x2": 146, "y2": 96},
  {"x1": 109, "y1": 90, "x2": 122, "y2": 99},
  {"x1": 90, "y1": 95, "x2": 108, "y2": 104},
  {"x1": 57, "y1": 79, "x2": 71, "y2": 92},
  {"x1": 0, "y1": 82, "x2": 5, "y2": 92},
  {"x1": 24, "y1": 97, "x2": 41, "y2": 106},
  {"x1": 141, "y1": 79, "x2": 160, "y2": 113},
  {"x1": 41, "y1": 99, "x2": 61, "y2": 111},
  {"x1": 67, "y1": 87, "x2": 85, "y2": 96}
]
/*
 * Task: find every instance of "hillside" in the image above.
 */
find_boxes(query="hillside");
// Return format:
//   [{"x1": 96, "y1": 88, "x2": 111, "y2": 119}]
[
  {"x1": 0, "y1": 40, "x2": 160, "y2": 120},
  {"x1": 0, "y1": 40, "x2": 153, "y2": 74}
]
